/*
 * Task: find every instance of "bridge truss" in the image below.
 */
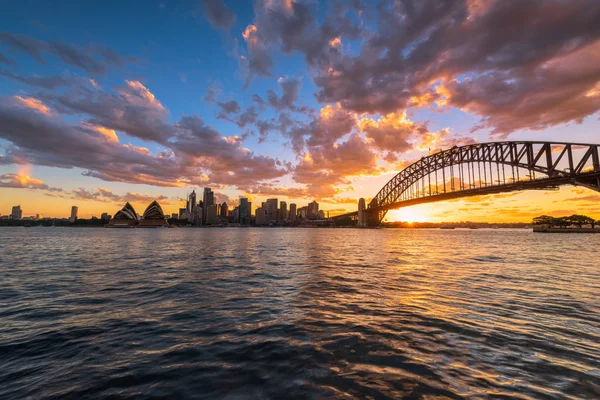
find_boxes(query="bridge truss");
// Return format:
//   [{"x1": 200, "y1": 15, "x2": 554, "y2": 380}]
[{"x1": 358, "y1": 142, "x2": 600, "y2": 225}]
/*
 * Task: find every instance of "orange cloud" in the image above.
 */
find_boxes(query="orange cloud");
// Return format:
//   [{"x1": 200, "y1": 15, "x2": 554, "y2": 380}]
[{"x1": 13, "y1": 96, "x2": 51, "y2": 114}]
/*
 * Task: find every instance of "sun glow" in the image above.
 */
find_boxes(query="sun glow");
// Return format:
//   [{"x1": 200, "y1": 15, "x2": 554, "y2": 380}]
[{"x1": 386, "y1": 208, "x2": 432, "y2": 223}]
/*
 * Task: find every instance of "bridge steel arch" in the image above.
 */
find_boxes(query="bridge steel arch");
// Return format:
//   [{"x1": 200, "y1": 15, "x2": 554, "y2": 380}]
[{"x1": 364, "y1": 142, "x2": 600, "y2": 226}]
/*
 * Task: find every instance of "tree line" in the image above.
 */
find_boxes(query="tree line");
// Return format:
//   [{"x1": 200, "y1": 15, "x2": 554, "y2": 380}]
[{"x1": 532, "y1": 214, "x2": 598, "y2": 229}]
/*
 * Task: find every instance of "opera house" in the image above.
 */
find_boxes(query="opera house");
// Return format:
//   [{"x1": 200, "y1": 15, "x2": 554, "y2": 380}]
[{"x1": 107, "y1": 201, "x2": 169, "y2": 228}]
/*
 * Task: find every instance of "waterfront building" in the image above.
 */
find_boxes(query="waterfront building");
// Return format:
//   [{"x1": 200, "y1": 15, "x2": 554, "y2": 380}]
[
  {"x1": 186, "y1": 190, "x2": 197, "y2": 222},
  {"x1": 266, "y1": 198, "x2": 278, "y2": 223},
  {"x1": 289, "y1": 203, "x2": 297, "y2": 220},
  {"x1": 298, "y1": 206, "x2": 308, "y2": 219},
  {"x1": 171, "y1": 213, "x2": 178, "y2": 219},
  {"x1": 280, "y1": 201, "x2": 287, "y2": 221},
  {"x1": 179, "y1": 207, "x2": 188, "y2": 220},
  {"x1": 108, "y1": 202, "x2": 139, "y2": 227},
  {"x1": 193, "y1": 206, "x2": 203, "y2": 226},
  {"x1": 255, "y1": 207, "x2": 267, "y2": 226},
  {"x1": 318, "y1": 210, "x2": 325, "y2": 219},
  {"x1": 358, "y1": 198, "x2": 367, "y2": 227},
  {"x1": 69, "y1": 206, "x2": 78, "y2": 223},
  {"x1": 206, "y1": 204, "x2": 218, "y2": 225},
  {"x1": 11, "y1": 205, "x2": 23, "y2": 220},
  {"x1": 139, "y1": 201, "x2": 169, "y2": 228},
  {"x1": 220, "y1": 202, "x2": 228, "y2": 218},
  {"x1": 239, "y1": 198, "x2": 250, "y2": 225},
  {"x1": 203, "y1": 188, "x2": 215, "y2": 224},
  {"x1": 308, "y1": 201, "x2": 319, "y2": 220},
  {"x1": 35, "y1": 214, "x2": 43, "y2": 220}
]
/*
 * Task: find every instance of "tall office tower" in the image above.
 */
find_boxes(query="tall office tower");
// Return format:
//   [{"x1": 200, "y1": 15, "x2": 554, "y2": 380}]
[
  {"x1": 255, "y1": 207, "x2": 267, "y2": 225},
  {"x1": 289, "y1": 203, "x2": 297, "y2": 220},
  {"x1": 69, "y1": 206, "x2": 78, "y2": 223},
  {"x1": 11, "y1": 205, "x2": 22, "y2": 220},
  {"x1": 239, "y1": 198, "x2": 250, "y2": 225},
  {"x1": 202, "y1": 188, "x2": 214, "y2": 224},
  {"x1": 279, "y1": 201, "x2": 287, "y2": 221},
  {"x1": 188, "y1": 190, "x2": 197, "y2": 217},
  {"x1": 206, "y1": 204, "x2": 218, "y2": 225},
  {"x1": 179, "y1": 208, "x2": 187, "y2": 220},
  {"x1": 266, "y1": 198, "x2": 278, "y2": 223},
  {"x1": 220, "y1": 202, "x2": 228, "y2": 218},
  {"x1": 307, "y1": 200, "x2": 319, "y2": 219}
]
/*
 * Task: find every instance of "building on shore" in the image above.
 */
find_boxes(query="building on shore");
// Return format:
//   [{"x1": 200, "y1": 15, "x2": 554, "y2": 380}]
[
  {"x1": 206, "y1": 204, "x2": 218, "y2": 225},
  {"x1": 289, "y1": 203, "x2": 297, "y2": 220},
  {"x1": 280, "y1": 201, "x2": 287, "y2": 221},
  {"x1": 138, "y1": 201, "x2": 169, "y2": 228},
  {"x1": 69, "y1": 206, "x2": 78, "y2": 223},
  {"x1": 255, "y1": 207, "x2": 267, "y2": 226},
  {"x1": 220, "y1": 202, "x2": 228, "y2": 218},
  {"x1": 266, "y1": 198, "x2": 278, "y2": 223},
  {"x1": 108, "y1": 202, "x2": 139, "y2": 227},
  {"x1": 239, "y1": 198, "x2": 250, "y2": 225},
  {"x1": 11, "y1": 205, "x2": 22, "y2": 220},
  {"x1": 308, "y1": 201, "x2": 319, "y2": 220},
  {"x1": 203, "y1": 188, "x2": 215, "y2": 225}
]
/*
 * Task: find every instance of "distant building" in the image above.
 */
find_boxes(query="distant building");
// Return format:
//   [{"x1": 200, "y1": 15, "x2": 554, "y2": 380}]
[
  {"x1": 69, "y1": 206, "x2": 78, "y2": 223},
  {"x1": 358, "y1": 198, "x2": 367, "y2": 227},
  {"x1": 280, "y1": 201, "x2": 287, "y2": 221},
  {"x1": 289, "y1": 203, "x2": 297, "y2": 220},
  {"x1": 298, "y1": 206, "x2": 308, "y2": 219},
  {"x1": 220, "y1": 202, "x2": 228, "y2": 218},
  {"x1": 35, "y1": 214, "x2": 43, "y2": 220},
  {"x1": 138, "y1": 201, "x2": 169, "y2": 228},
  {"x1": 266, "y1": 198, "x2": 278, "y2": 223},
  {"x1": 203, "y1": 188, "x2": 215, "y2": 225},
  {"x1": 239, "y1": 198, "x2": 250, "y2": 225},
  {"x1": 193, "y1": 206, "x2": 203, "y2": 226},
  {"x1": 187, "y1": 190, "x2": 197, "y2": 222},
  {"x1": 255, "y1": 207, "x2": 267, "y2": 226},
  {"x1": 206, "y1": 204, "x2": 218, "y2": 225},
  {"x1": 171, "y1": 213, "x2": 178, "y2": 219},
  {"x1": 308, "y1": 201, "x2": 319, "y2": 220},
  {"x1": 101, "y1": 212, "x2": 110, "y2": 220},
  {"x1": 108, "y1": 202, "x2": 139, "y2": 227},
  {"x1": 179, "y1": 207, "x2": 188, "y2": 220},
  {"x1": 11, "y1": 205, "x2": 22, "y2": 220},
  {"x1": 318, "y1": 210, "x2": 325, "y2": 219}
]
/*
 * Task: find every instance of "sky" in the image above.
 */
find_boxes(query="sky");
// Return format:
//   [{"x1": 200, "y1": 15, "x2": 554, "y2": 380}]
[{"x1": 1, "y1": 0, "x2": 599, "y2": 222}]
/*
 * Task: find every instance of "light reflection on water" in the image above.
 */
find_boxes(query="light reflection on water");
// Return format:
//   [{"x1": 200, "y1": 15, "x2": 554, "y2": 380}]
[{"x1": 0, "y1": 227, "x2": 599, "y2": 399}]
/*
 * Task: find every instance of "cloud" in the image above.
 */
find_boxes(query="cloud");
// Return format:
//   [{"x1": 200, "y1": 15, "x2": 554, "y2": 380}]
[
  {"x1": 217, "y1": 99, "x2": 241, "y2": 114},
  {"x1": 0, "y1": 173, "x2": 62, "y2": 191},
  {"x1": 0, "y1": 69, "x2": 83, "y2": 89},
  {"x1": 203, "y1": 0, "x2": 236, "y2": 31},
  {"x1": 0, "y1": 32, "x2": 133, "y2": 74},
  {"x1": 266, "y1": 76, "x2": 304, "y2": 111},
  {"x1": 307, "y1": 0, "x2": 600, "y2": 134},
  {"x1": 204, "y1": 81, "x2": 222, "y2": 103},
  {"x1": 0, "y1": 52, "x2": 16, "y2": 67},
  {"x1": 0, "y1": 89, "x2": 287, "y2": 188},
  {"x1": 71, "y1": 187, "x2": 170, "y2": 205}
]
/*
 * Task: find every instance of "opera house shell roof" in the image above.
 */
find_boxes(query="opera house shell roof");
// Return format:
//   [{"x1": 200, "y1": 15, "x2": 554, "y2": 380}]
[
  {"x1": 138, "y1": 201, "x2": 169, "y2": 227},
  {"x1": 112, "y1": 202, "x2": 138, "y2": 221}
]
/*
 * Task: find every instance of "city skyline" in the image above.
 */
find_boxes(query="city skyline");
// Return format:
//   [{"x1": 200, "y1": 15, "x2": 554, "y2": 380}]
[{"x1": 1, "y1": 1, "x2": 600, "y2": 222}]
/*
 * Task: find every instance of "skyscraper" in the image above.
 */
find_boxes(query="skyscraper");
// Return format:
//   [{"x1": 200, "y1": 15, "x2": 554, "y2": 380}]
[
  {"x1": 188, "y1": 190, "x2": 197, "y2": 218},
  {"x1": 202, "y1": 188, "x2": 214, "y2": 225},
  {"x1": 255, "y1": 207, "x2": 266, "y2": 226},
  {"x1": 220, "y1": 202, "x2": 228, "y2": 218},
  {"x1": 266, "y1": 198, "x2": 278, "y2": 223},
  {"x1": 206, "y1": 204, "x2": 218, "y2": 225},
  {"x1": 70, "y1": 206, "x2": 78, "y2": 223},
  {"x1": 289, "y1": 203, "x2": 297, "y2": 220},
  {"x1": 11, "y1": 205, "x2": 22, "y2": 220},
  {"x1": 239, "y1": 198, "x2": 250, "y2": 225},
  {"x1": 308, "y1": 200, "x2": 319, "y2": 220},
  {"x1": 279, "y1": 201, "x2": 287, "y2": 221}
]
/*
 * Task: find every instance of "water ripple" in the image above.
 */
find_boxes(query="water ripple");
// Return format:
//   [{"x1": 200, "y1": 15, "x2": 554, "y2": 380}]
[{"x1": 1, "y1": 227, "x2": 599, "y2": 399}]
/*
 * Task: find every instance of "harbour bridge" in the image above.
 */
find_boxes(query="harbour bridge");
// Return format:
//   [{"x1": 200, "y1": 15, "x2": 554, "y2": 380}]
[{"x1": 334, "y1": 141, "x2": 600, "y2": 227}]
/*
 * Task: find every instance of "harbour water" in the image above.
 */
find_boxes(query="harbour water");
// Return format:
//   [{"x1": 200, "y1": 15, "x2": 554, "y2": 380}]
[{"x1": 1, "y1": 228, "x2": 599, "y2": 399}]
